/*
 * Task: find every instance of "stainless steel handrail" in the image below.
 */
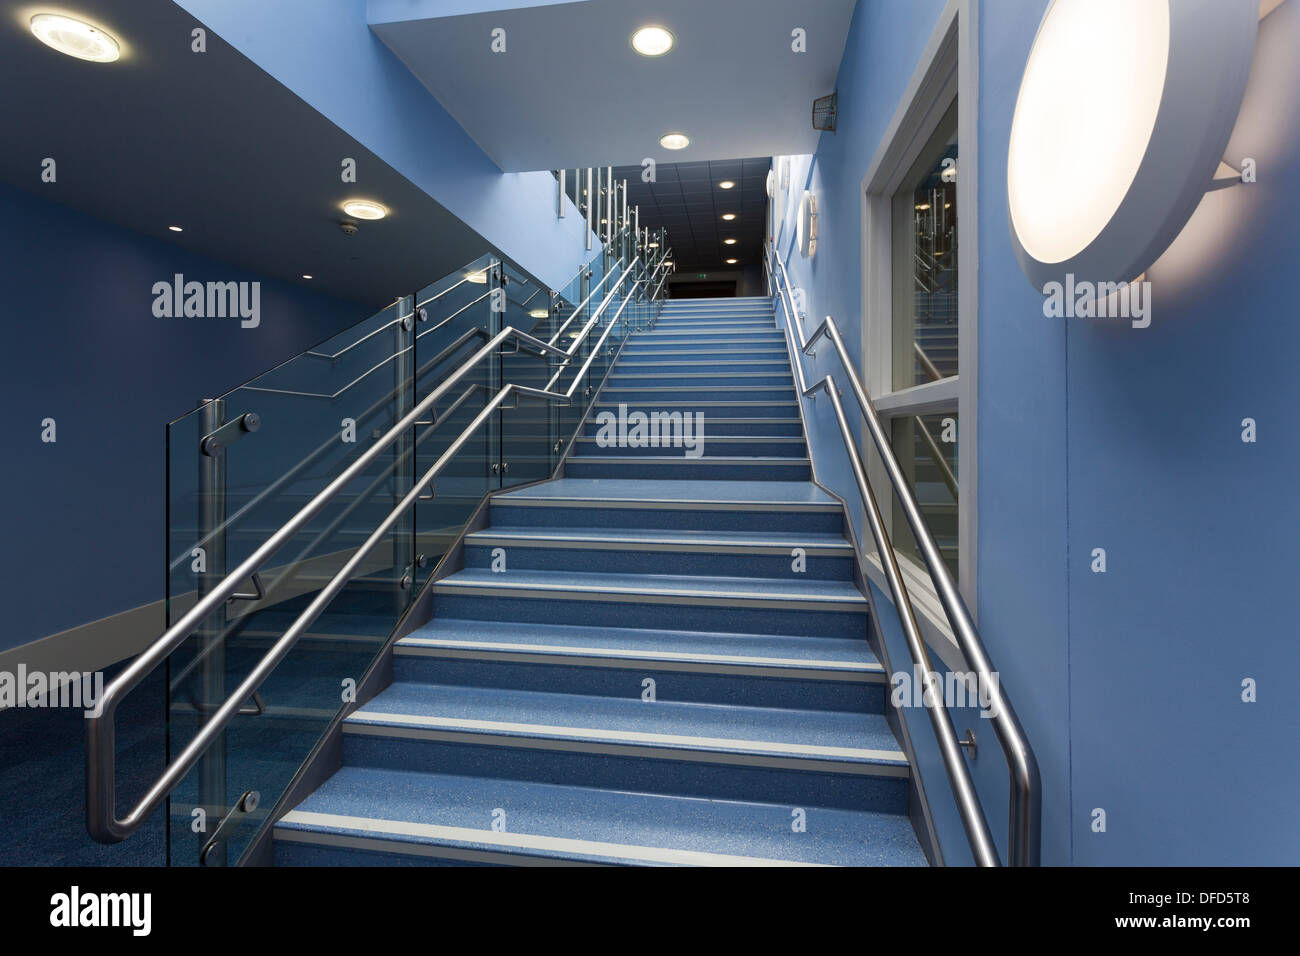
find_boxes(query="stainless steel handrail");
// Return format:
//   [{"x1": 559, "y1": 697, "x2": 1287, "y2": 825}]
[
  {"x1": 547, "y1": 260, "x2": 623, "y2": 346},
  {"x1": 167, "y1": 326, "x2": 488, "y2": 575},
  {"x1": 543, "y1": 259, "x2": 639, "y2": 393},
  {"x1": 90, "y1": 257, "x2": 651, "y2": 844},
  {"x1": 765, "y1": 241, "x2": 1041, "y2": 867}
]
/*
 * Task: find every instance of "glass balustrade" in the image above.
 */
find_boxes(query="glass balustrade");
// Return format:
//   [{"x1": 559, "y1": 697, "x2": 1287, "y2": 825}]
[{"x1": 154, "y1": 232, "x2": 671, "y2": 865}]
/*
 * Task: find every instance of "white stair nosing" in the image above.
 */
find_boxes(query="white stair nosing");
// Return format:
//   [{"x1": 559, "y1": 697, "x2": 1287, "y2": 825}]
[
  {"x1": 342, "y1": 711, "x2": 907, "y2": 774},
  {"x1": 395, "y1": 636, "x2": 884, "y2": 680},
  {"x1": 276, "y1": 812, "x2": 829, "y2": 867}
]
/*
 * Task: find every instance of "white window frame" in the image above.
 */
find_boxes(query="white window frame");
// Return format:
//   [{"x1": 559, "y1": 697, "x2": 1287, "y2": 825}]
[{"x1": 857, "y1": 0, "x2": 978, "y2": 667}]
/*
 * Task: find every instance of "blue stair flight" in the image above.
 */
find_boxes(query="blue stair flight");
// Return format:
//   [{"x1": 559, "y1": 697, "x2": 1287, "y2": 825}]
[{"x1": 273, "y1": 296, "x2": 927, "y2": 866}]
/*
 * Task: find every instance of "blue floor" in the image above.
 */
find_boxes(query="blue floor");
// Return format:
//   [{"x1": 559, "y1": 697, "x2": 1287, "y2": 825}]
[
  {"x1": 0, "y1": 660, "x2": 166, "y2": 866},
  {"x1": 274, "y1": 298, "x2": 927, "y2": 867}
]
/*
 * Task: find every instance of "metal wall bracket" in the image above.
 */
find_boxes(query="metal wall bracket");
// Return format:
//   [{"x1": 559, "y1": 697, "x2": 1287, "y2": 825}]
[
  {"x1": 199, "y1": 789, "x2": 261, "y2": 866},
  {"x1": 960, "y1": 728, "x2": 978, "y2": 759},
  {"x1": 226, "y1": 571, "x2": 265, "y2": 603},
  {"x1": 200, "y1": 412, "x2": 261, "y2": 457}
]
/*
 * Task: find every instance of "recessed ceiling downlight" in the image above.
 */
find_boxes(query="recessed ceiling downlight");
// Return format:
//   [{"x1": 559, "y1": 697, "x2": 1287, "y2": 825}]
[
  {"x1": 718, "y1": 181, "x2": 735, "y2": 190},
  {"x1": 721, "y1": 213, "x2": 736, "y2": 221},
  {"x1": 30, "y1": 14, "x2": 120, "y2": 62},
  {"x1": 342, "y1": 200, "x2": 387, "y2": 220},
  {"x1": 1007, "y1": 0, "x2": 1257, "y2": 287},
  {"x1": 631, "y1": 26, "x2": 674, "y2": 57},
  {"x1": 659, "y1": 133, "x2": 690, "y2": 150},
  {"x1": 529, "y1": 308, "x2": 549, "y2": 319}
]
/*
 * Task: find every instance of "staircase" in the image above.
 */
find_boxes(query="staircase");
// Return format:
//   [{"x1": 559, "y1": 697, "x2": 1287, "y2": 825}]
[{"x1": 272, "y1": 296, "x2": 927, "y2": 866}]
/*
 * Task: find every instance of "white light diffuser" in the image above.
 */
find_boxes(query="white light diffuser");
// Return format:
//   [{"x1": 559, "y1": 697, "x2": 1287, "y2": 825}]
[
  {"x1": 30, "y1": 14, "x2": 120, "y2": 62},
  {"x1": 1007, "y1": 0, "x2": 1257, "y2": 287},
  {"x1": 342, "y1": 200, "x2": 388, "y2": 220}
]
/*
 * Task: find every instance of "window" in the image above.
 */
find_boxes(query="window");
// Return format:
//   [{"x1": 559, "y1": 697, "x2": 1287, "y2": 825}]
[
  {"x1": 887, "y1": 101, "x2": 959, "y2": 575},
  {"x1": 858, "y1": 0, "x2": 976, "y2": 613}
]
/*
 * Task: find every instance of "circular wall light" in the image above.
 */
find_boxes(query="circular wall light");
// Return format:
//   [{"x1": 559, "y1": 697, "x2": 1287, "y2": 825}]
[
  {"x1": 1007, "y1": 0, "x2": 1257, "y2": 288},
  {"x1": 30, "y1": 14, "x2": 120, "y2": 62},
  {"x1": 659, "y1": 132, "x2": 690, "y2": 150},
  {"x1": 341, "y1": 200, "x2": 388, "y2": 220},
  {"x1": 631, "y1": 26, "x2": 674, "y2": 57}
]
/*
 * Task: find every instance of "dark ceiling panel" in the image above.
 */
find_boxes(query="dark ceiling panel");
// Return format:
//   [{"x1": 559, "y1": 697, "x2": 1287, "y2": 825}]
[{"x1": 616, "y1": 156, "x2": 771, "y2": 271}]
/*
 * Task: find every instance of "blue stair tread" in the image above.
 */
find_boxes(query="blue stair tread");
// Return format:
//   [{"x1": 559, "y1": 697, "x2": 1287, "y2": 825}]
[
  {"x1": 276, "y1": 767, "x2": 924, "y2": 866},
  {"x1": 399, "y1": 618, "x2": 882, "y2": 674},
  {"x1": 465, "y1": 526, "x2": 850, "y2": 551},
  {"x1": 432, "y1": 568, "x2": 868, "y2": 607},
  {"x1": 496, "y1": 477, "x2": 838, "y2": 507},
  {"x1": 348, "y1": 682, "x2": 904, "y2": 765}
]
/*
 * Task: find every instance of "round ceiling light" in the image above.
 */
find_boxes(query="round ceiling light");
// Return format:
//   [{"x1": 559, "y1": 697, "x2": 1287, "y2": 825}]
[
  {"x1": 168, "y1": 225, "x2": 183, "y2": 233},
  {"x1": 721, "y1": 213, "x2": 736, "y2": 221},
  {"x1": 529, "y1": 308, "x2": 549, "y2": 319},
  {"x1": 1007, "y1": 0, "x2": 1257, "y2": 287},
  {"x1": 659, "y1": 133, "x2": 690, "y2": 151},
  {"x1": 719, "y1": 180, "x2": 735, "y2": 190},
  {"x1": 30, "y1": 14, "x2": 120, "y2": 62},
  {"x1": 631, "y1": 26, "x2": 674, "y2": 57},
  {"x1": 725, "y1": 258, "x2": 738, "y2": 265},
  {"x1": 341, "y1": 200, "x2": 388, "y2": 220},
  {"x1": 723, "y1": 238, "x2": 737, "y2": 245}
]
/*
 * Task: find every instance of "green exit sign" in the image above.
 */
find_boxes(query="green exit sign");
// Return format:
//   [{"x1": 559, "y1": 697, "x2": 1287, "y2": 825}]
[{"x1": 697, "y1": 273, "x2": 708, "y2": 279}]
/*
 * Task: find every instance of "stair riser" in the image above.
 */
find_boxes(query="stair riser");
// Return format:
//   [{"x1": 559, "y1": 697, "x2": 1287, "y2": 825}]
[
  {"x1": 274, "y1": 842, "x2": 486, "y2": 867},
  {"x1": 621, "y1": 345, "x2": 787, "y2": 356},
  {"x1": 566, "y1": 459, "x2": 811, "y2": 481},
  {"x1": 461, "y1": 542, "x2": 852, "y2": 579},
  {"x1": 608, "y1": 374, "x2": 794, "y2": 387},
  {"x1": 392, "y1": 656, "x2": 884, "y2": 713},
  {"x1": 582, "y1": 418, "x2": 803, "y2": 437},
  {"x1": 429, "y1": 593, "x2": 867, "y2": 639},
  {"x1": 574, "y1": 439, "x2": 806, "y2": 459},
  {"x1": 341, "y1": 734, "x2": 908, "y2": 814},
  {"x1": 639, "y1": 324, "x2": 776, "y2": 334},
  {"x1": 630, "y1": 335, "x2": 785, "y2": 346},
  {"x1": 488, "y1": 502, "x2": 843, "y2": 534},
  {"x1": 600, "y1": 388, "x2": 796, "y2": 403}
]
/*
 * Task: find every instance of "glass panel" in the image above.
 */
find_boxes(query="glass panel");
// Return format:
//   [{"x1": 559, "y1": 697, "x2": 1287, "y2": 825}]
[
  {"x1": 892, "y1": 99, "x2": 958, "y2": 390},
  {"x1": 889, "y1": 411, "x2": 959, "y2": 577},
  {"x1": 165, "y1": 297, "x2": 416, "y2": 866},
  {"x1": 499, "y1": 262, "x2": 560, "y2": 488},
  {"x1": 412, "y1": 255, "x2": 500, "y2": 592},
  {"x1": 153, "y1": 222, "x2": 667, "y2": 868}
]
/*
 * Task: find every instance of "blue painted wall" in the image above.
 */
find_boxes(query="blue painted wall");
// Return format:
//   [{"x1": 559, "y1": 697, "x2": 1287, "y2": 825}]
[
  {"x1": 173, "y1": 0, "x2": 598, "y2": 292},
  {"x1": 781, "y1": 0, "x2": 1300, "y2": 865},
  {"x1": 0, "y1": 183, "x2": 366, "y2": 654}
]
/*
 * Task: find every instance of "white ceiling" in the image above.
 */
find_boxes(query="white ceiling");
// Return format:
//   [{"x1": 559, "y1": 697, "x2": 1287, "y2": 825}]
[{"x1": 370, "y1": 0, "x2": 856, "y2": 172}]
